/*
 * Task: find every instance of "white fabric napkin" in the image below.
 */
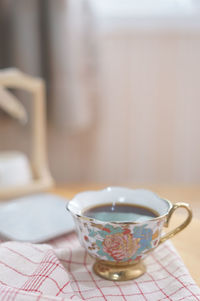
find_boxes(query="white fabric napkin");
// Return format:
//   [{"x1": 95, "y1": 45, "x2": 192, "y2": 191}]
[{"x1": 0, "y1": 233, "x2": 199, "y2": 301}]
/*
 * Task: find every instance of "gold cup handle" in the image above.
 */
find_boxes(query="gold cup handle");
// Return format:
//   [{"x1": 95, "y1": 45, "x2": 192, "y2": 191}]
[{"x1": 159, "y1": 202, "x2": 192, "y2": 245}]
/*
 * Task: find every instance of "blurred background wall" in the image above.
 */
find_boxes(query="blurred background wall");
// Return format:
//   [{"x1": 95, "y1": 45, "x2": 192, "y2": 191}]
[{"x1": 0, "y1": 0, "x2": 200, "y2": 185}]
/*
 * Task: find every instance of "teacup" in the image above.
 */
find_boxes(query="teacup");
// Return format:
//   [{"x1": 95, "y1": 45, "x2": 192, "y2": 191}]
[{"x1": 67, "y1": 187, "x2": 192, "y2": 281}]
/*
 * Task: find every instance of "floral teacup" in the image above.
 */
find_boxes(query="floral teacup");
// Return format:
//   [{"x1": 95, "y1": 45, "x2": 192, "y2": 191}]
[{"x1": 67, "y1": 187, "x2": 192, "y2": 281}]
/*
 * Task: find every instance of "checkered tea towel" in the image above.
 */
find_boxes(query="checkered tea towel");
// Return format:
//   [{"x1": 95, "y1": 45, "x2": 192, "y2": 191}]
[{"x1": 0, "y1": 233, "x2": 199, "y2": 301}]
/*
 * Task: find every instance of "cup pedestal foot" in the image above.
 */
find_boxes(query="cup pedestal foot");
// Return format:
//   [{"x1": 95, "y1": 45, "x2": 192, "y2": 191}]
[{"x1": 93, "y1": 260, "x2": 146, "y2": 281}]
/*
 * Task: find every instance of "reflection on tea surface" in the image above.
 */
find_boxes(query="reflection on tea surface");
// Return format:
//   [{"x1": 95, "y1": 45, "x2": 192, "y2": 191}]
[{"x1": 83, "y1": 203, "x2": 158, "y2": 222}]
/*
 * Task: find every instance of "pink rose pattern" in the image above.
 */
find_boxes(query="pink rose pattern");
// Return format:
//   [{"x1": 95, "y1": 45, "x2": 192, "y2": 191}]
[{"x1": 103, "y1": 232, "x2": 140, "y2": 261}]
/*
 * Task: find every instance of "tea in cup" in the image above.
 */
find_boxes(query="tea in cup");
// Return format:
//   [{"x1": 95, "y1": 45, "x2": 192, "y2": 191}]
[{"x1": 67, "y1": 187, "x2": 192, "y2": 281}]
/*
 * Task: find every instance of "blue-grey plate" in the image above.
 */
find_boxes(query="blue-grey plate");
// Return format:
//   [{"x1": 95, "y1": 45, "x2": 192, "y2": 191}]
[{"x1": 0, "y1": 193, "x2": 75, "y2": 243}]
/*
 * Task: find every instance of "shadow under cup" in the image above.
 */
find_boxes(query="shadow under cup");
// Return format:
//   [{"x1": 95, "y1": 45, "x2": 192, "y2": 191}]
[{"x1": 67, "y1": 187, "x2": 192, "y2": 281}]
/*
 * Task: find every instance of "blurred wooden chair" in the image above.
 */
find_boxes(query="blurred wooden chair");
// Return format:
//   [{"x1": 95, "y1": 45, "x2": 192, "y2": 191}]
[{"x1": 0, "y1": 68, "x2": 54, "y2": 199}]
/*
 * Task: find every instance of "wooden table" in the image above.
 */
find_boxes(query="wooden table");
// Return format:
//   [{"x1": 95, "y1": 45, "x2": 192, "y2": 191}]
[{"x1": 52, "y1": 185, "x2": 200, "y2": 286}]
